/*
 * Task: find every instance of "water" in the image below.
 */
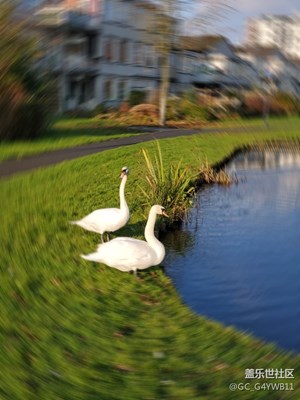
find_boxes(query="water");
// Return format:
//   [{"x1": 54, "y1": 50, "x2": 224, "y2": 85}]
[{"x1": 162, "y1": 150, "x2": 300, "y2": 353}]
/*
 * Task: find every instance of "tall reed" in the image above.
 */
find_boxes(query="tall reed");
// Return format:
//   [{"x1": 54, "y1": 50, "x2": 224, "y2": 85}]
[
  {"x1": 140, "y1": 142, "x2": 196, "y2": 222},
  {"x1": 198, "y1": 159, "x2": 238, "y2": 185}
]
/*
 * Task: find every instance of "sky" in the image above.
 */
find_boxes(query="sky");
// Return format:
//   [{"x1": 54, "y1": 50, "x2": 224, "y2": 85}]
[
  {"x1": 218, "y1": 0, "x2": 300, "y2": 44},
  {"x1": 22, "y1": 0, "x2": 300, "y2": 45}
]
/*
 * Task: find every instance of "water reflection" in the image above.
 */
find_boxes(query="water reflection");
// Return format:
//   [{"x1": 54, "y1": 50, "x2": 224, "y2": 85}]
[
  {"x1": 226, "y1": 149, "x2": 300, "y2": 172},
  {"x1": 162, "y1": 150, "x2": 300, "y2": 353},
  {"x1": 160, "y1": 228, "x2": 195, "y2": 257}
]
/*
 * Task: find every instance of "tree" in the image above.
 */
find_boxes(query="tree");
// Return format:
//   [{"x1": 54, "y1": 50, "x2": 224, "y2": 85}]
[
  {"x1": 150, "y1": 0, "x2": 234, "y2": 126},
  {"x1": 0, "y1": 0, "x2": 53, "y2": 140}
]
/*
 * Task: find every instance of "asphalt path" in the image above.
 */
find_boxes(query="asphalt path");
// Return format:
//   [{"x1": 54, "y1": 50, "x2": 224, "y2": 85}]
[{"x1": 0, "y1": 126, "x2": 258, "y2": 179}]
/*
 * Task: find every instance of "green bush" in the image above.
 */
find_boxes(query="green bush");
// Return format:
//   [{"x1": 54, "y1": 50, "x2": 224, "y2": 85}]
[
  {"x1": 92, "y1": 103, "x2": 109, "y2": 116},
  {"x1": 0, "y1": 73, "x2": 54, "y2": 140},
  {"x1": 165, "y1": 98, "x2": 181, "y2": 120},
  {"x1": 180, "y1": 98, "x2": 208, "y2": 120},
  {"x1": 239, "y1": 91, "x2": 300, "y2": 118},
  {"x1": 63, "y1": 109, "x2": 95, "y2": 119},
  {"x1": 0, "y1": 4, "x2": 54, "y2": 140},
  {"x1": 272, "y1": 91, "x2": 300, "y2": 115},
  {"x1": 16, "y1": 100, "x2": 50, "y2": 140},
  {"x1": 128, "y1": 90, "x2": 147, "y2": 107},
  {"x1": 166, "y1": 96, "x2": 208, "y2": 122}
]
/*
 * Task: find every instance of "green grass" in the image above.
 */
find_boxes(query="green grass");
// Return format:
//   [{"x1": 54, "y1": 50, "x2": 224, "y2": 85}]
[
  {"x1": 1, "y1": 122, "x2": 300, "y2": 399},
  {"x1": 1, "y1": 115, "x2": 299, "y2": 163},
  {"x1": 0, "y1": 117, "x2": 140, "y2": 162}
]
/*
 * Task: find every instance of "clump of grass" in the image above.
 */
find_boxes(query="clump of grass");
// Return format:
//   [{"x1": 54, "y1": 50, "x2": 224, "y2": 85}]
[
  {"x1": 198, "y1": 159, "x2": 238, "y2": 185},
  {"x1": 140, "y1": 142, "x2": 196, "y2": 223}
]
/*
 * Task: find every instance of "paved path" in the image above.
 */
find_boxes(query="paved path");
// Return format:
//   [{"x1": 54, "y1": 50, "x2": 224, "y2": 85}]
[
  {"x1": 0, "y1": 126, "x2": 259, "y2": 179},
  {"x1": 0, "y1": 128, "x2": 203, "y2": 179}
]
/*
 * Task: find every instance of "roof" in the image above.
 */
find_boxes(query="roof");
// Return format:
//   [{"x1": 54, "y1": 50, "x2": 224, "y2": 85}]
[
  {"x1": 234, "y1": 46, "x2": 285, "y2": 59},
  {"x1": 287, "y1": 57, "x2": 300, "y2": 69},
  {"x1": 178, "y1": 35, "x2": 227, "y2": 52},
  {"x1": 135, "y1": 0, "x2": 161, "y2": 12}
]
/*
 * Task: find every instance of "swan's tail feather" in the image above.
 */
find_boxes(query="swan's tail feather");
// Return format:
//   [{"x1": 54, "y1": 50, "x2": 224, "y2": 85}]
[
  {"x1": 70, "y1": 220, "x2": 85, "y2": 227},
  {"x1": 70, "y1": 220, "x2": 98, "y2": 233},
  {"x1": 81, "y1": 253, "x2": 101, "y2": 263}
]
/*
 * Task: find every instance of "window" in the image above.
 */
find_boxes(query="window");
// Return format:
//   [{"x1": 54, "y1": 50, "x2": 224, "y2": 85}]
[
  {"x1": 79, "y1": 82, "x2": 85, "y2": 104},
  {"x1": 182, "y1": 56, "x2": 192, "y2": 73},
  {"x1": 120, "y1": 40, "x2": 128, "y2": 63},
  {"x1": 104, "y1": 80, "x2": 112, "y2": 100},
  {"x1": 118, "y1": 80, "x2": 126, "y2": 100},
  {"x1": 134, "y1": 42, "x2": 143, "y2": 65},
  {"x1": 68, "y1": 80, "x2": 77, "y2": 99},
  {"x1": 87, "y1": 35, "x2": 97, "y2": 58},
  {"x1": 145, "y1": 45, "x2": 154, "y2": 67},
  {"x1": 113, "y1": 39, "x2": 119, "y2": 62},
  {"x1": 103, "y1": 39, "x2": 112, "y2": 61},
  {"x1": 86, "y1": 78, "x2": 95, "y2": 100}
]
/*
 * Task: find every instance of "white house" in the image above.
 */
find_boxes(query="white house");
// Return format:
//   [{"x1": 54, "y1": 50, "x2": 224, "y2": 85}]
[
  {"x1": 178, "y1": 35, "x2": 258, "y2": 90},
  {"x1": 99, "y1": 0, "x2": 161, "y2": 107},
  {"x1": 34, "y1": 0, "x2": 102, "y2": 112},
  {"x1": 235, "y1": 46, "x2": 300, "y2": 98},
  {"x1": 32, "y1": 2, "x2": 300, "y2": 112}
]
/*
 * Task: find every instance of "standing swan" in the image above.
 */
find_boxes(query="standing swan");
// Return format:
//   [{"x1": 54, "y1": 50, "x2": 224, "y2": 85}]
[
  {"x1": 81, "y1": 205, "x2": 168, "y2": 274},
  {"x1": 71, "y1": 167, "x2": 129, "y2": 242}
]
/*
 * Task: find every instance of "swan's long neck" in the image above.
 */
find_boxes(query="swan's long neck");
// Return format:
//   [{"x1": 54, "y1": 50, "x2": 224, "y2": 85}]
[
  {"x1": 119, "y1": 175, "x2": 129, "y2": 213},
  {"x1": 144, "y1": 208, "x2": 165, "y2": 264}
]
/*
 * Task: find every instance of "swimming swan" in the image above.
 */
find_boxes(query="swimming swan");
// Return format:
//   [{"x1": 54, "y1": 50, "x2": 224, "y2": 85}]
[
  {"x1": 81, "y1": 205, "x2": 168, "y2": 274},
  {"x1": 71, "y1": 167, "x2": 129, "y2": 242}
]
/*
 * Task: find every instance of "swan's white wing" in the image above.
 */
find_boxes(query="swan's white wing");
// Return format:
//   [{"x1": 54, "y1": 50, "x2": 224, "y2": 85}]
[
  {"x1": 92, "y1": 238, "x2": 158, "y2": 270},
  {"x1": 74, "y1": 208, "x2": 127, "y2": 233}
]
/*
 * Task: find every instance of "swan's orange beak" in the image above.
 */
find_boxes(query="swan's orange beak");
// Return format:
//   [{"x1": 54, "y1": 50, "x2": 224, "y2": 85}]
[
  {"x1": 162, "y1": 210, "x2": 169, "y2": 218},
  {"x1": 120, "y1": 168, "x2": 129, "y2": 178}
]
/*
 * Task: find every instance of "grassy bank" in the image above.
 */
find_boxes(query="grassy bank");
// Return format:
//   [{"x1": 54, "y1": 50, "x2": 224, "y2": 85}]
[{"x1": 1, "y1": 126, "x2": 300, "y2": 399}]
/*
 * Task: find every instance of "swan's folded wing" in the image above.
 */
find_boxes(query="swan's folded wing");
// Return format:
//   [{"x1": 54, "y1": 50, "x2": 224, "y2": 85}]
[
  {"x1": 76, "y1": 208, "x2": 124, "y2": 232},
  {"x1": 96, "y1": 238, "x2": 157, "y2": 269},
  {"x1": 82, "y1": 208, "x2": 121, "y2": 224}
]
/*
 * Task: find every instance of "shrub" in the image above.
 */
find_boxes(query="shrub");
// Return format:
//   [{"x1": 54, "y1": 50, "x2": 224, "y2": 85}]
[
  {"x1": 166, "y1": 97, "x2": 208, "y2": 122},
  {"x1": 0, "y1": 72, "x2": 54, "y2": 140},
  {"x1": 240, "y1": 92, "x2": 299, "y2": 118},
  {"x1": 128, "y1": 90, "x2": 147, "y2": 107},
  {"x1": 129, "y1": 104, "x2": 159, "y2": 118},
  {"x1": 272, "y1": 92, "x2": 300, "y2": 115},
  {"x1": 122, "y1": 104, "x2": 159, "y2": 125},
  {"x1": 16, "y1": 99, "x2": 51, "y2": 140},
  {"x1": 0, "y1": 4, "x2": 54, "y2": 140},
  {"x1": 93, "y1": 103, "x2": 109, "y2": 116},
  {"x1": 166, "y1": 97, "x2": 181, "y2": 120}
]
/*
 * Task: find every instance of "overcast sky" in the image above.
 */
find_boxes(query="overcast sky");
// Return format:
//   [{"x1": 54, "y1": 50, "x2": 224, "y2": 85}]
[{"x1": 221, "y1": 0, "x2": 300, "y2": 44}]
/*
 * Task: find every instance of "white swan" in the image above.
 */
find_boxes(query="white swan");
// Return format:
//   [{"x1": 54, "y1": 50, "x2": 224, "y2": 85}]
[
  {"x1": 81, "y1": 205, "x2": 168, "y2": 274},
  {"x1": 71, "y1": 167, "x2": 130, "y2": 242}
]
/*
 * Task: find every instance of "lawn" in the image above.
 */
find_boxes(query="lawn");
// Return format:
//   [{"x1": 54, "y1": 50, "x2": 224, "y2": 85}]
[
  {"x1": 1, "y1": 115, "x2": 300, "y2": 163},
  {"x1": 1, "y1": 122, "x2": 300, "y2": 399},
  {"x1": 0, "y1": 117, "x2": 140, "y2": 162}
]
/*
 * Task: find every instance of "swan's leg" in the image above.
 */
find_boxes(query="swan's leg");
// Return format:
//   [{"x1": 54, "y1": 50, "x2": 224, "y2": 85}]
[{"x1": 101, "y1": 234, "x2": 104, "y2": 243}]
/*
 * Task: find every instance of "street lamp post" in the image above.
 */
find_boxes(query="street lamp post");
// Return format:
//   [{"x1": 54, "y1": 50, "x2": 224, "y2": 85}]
[{"x1": 261, "y1": 71, "x2": 273, "y2": 130}]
